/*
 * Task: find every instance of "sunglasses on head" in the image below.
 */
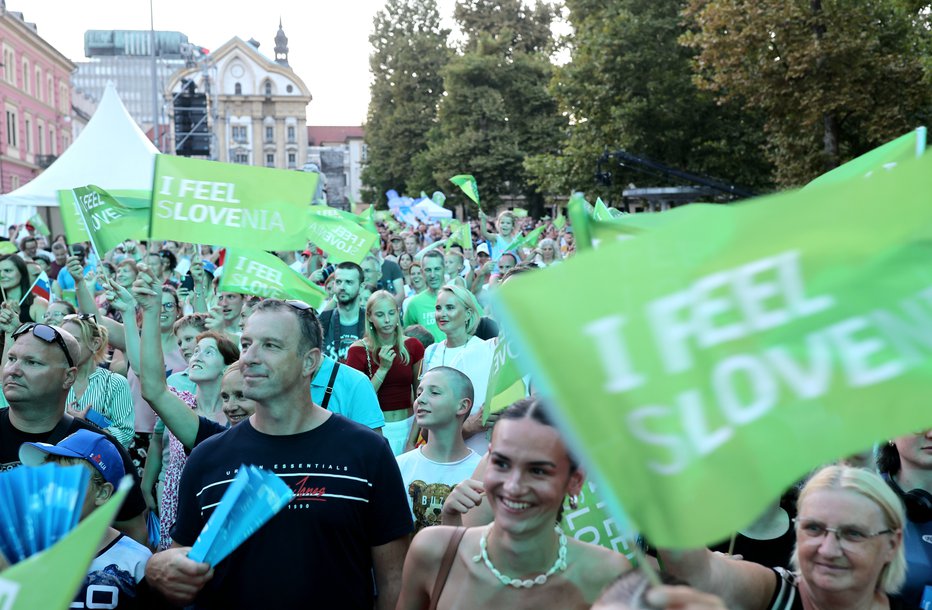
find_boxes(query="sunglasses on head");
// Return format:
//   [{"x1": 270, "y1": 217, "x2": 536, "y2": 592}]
[{"x1": 13, "y1": 323, "x2": 75, "y2": 368}]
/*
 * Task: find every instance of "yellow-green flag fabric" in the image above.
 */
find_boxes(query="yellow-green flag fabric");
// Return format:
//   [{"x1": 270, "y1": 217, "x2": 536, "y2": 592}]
[
  {"x1": 449, "y1": 175, "x2": 480, "y2": 206},
  {"x1": 806, "y1": 127, "x2": 926, "y2": 190},
  {"x1": 0, "y1": 478, "x2": 131, "y2": 610},
  {"x1": 307, "y1": 206, "x2": 378, "y2": 264},
  {"x1": 218, "y1": 248, "x2": 327, "y2": 309},
  {"x1": 63, "y1": 186, "x2": 150, "y2": 254},
  {"x1": 508, "y1": 226, "x2": 546, "y2": 252},
  {"x1": 0, "y1": 242, "x2": 16, "y2": 255},
  {"x1": 27, "y1": 214, "x2": 50, "y2": 237},
  {"x1": 496, "y1": 153, "x2": 932, "y2": 548},
  {"x1": 150, "y1": 155, "x2": 318, "y2": 250},
  {"x1": 447, "y1": 221, "x2": 473, "y2": 251}
]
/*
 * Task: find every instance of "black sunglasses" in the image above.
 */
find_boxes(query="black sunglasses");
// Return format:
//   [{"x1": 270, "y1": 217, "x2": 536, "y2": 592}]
[
  {"x1": 13, "y1": 323, "x2": 75, "y2": 368},
  {"x1": 284, "y1": 299, "x2": 312, "y2": 312},
  {"x1": 63, "y1": 313, "x2": 97, "y2": 325}
]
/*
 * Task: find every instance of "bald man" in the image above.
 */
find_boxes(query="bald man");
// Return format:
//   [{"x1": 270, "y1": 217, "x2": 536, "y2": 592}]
[
  {"x1": 0, "y1": 322, "x2": 148, "y2": 542},
  {"x1": 395, "y1": 366, "x2": 483, "y2": 532}
]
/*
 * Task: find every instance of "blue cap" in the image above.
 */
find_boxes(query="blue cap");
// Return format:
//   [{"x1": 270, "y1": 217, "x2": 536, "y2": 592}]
[
  {"x1": 201, "y1": 260, "x2": 217, "y2": 276},
  {"x1": 19, "y1": 429, "x2": 125, "y2": 487}
]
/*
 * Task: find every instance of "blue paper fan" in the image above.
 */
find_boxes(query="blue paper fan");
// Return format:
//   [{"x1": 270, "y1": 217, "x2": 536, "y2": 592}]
[
  {"x1": 0, "y1": 463, "x2": 89, "y2": 564},
  {"x1": 188, "y1": 465, "x2": 294, "y2": 566}
]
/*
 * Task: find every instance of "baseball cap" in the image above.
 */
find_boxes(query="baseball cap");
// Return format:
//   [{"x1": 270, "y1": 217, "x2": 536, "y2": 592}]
[
  {"x1": 200, "y1": 260, "x2": 217, "y2": 277},
  {"x1": 19, "y1": 429, "x2": 125, "y2": 488},
  {"x1": 476, "y1": 243, "x2": 491, "y2": 256}
]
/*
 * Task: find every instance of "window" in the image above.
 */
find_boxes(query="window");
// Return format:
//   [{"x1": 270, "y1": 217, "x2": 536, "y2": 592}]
[
  {"x1": 47, "y1": 75, "x2": 53, "y2": 103},
  {"x1": 286, "y1": 84, "x2": 293, "y2": 93},
  {"x1": 6, "y1": 110, "x2": 17, "y2": 147},
  {"x1": 49, "y1": 126, "x2": 56, "y2": 156},
  {"x1": 37, "y1": 125, "x2": 43, "y2": 154},
  {"x1": 233, "y1": 151, "x2": 249, "y2": 164},
  {"x1": 265, "y1": 125, "x2": 274, "y2": 142},
  {"x1": 287, "y1": 152, "x2": 296, "y2": 168},
  {"x1": 264, "y1": 81, "x2": 272, "y2": 96},
  {"x1": 35, "y1": 67, "x2": 42, "y2": 101},
  {"x1": 60, "y1": 84, "x2": 69, "y2": 113},
  {"x1": 3, "y1": 48, "x2": 15, "y2": 85},
  {"x1": 10, "y1": 175, "x2": 20, "y2": 190},
  {"x1": 232, "y1": 125, "x2": 247, "y2": 142},
  {"x1": 287, "y1": 126, "x2": 295, "y2": 143},
  {"x1": 24, "y1": 118, "x2": 31, "y2": 152},
  {"x1": 265, "y1": 153, "x2": 274, "y2": 167},
  {"x1": 234, "y1": 82, "x2": 242, "y2": 95},
  {"x1": 22, "y1": 59, "x2": 29, "y2": 95}
]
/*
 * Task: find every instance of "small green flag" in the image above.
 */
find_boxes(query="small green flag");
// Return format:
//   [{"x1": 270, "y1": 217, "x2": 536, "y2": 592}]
[
  {"x1": 150, "y1": 155, "x2": 318, "y2": 250},
  {"x1": 27, "y1": 214, "x2": 50, "y2": 237},
  {"x1": 553, "y1": 212, "x2": 566, "y2": 231},
  {"x1": 592, "y1": 197, "x2": 614, "y2": 222},
  {"x1": 0, "y1": 241, "x2": 17, "y2": 255},
  {"x1": 357, "y1": 205, "x2": 378, "y2": 235},
  {"x1": 307, "y1": 207, "x2": 379, "y2": 264},
  {"x1": 482, "y1": 337, "x2": 526, "y2": 424},
  {"x1": 497, "y1": 153, "x2": 932, "y2": 548},
  {"x1": 512, "y1": 208, "x2": 528, "y2": 218},
  {"x1": 806, "y1": 127, "x2": 926, "y2": 190},
  {"x1": 508, "y1": 225, "x2": 546, "y2": 252},
  {"x1": 447, "y1": 221, "x2": 473, "y2": 251},
  {"x1": 432, "y1": 191, "x2": 447, "y2": 208},
  {"x1": 0, "y1": 478, "x2": 131, "y2": 610},
  {"x1": 449, "y1": 175, "x2": 480, "y2": 206},
  {"x1": 218, "y1": 248, "x2": 327, "y2": 309},
  {"x1": 64, "y1": 186, "x2": 150, "y2": 255}
]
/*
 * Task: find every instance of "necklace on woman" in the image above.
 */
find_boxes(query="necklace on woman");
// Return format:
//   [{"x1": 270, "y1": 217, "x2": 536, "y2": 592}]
[{"x1": 473, "y1": 523, "x2": 568, "y2": 589}]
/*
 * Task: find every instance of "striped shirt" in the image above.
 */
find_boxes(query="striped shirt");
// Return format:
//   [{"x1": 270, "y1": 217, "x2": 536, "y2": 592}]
[{"x1": 66, "y1": 367, "x2": 135, "y2": 447}]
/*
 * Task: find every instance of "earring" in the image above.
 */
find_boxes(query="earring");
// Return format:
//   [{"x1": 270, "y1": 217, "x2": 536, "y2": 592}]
[{"x1": 568, "y1": 495, "x2": 579, "y2": 510}]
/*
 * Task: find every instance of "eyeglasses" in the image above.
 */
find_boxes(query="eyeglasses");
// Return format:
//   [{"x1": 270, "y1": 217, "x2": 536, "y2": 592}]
[
  {"x1": 794, "y1": 519, "x2": 895, "y2": 547},
  {"x1": 63, "y1": 313, "x2": 97, "y2": 325},
  {"x1": 161, "y1": 302, "x2": 177, "y2": 311},
  {"x1": 12, "y1": 323, "x2": 75, "y2": 368}
]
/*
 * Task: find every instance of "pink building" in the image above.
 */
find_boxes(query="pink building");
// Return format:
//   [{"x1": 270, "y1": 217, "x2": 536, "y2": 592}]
[{"x1": 0, "y1": 4, "x2": 74, "y2": 194}]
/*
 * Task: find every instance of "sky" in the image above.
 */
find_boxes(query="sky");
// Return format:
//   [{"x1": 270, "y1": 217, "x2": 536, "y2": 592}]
[{"x1": 22, "y1": 0, "x2": 459, "y2": 126}]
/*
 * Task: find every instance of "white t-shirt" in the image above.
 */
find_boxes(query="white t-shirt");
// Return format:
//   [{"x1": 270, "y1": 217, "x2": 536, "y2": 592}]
[{"x1": 396, "y1": 447, "x2": 482, "y2": 531}]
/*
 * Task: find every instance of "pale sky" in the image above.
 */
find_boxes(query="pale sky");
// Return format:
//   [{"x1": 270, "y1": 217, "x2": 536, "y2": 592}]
[{"x1": 22, "y1": 0, "x2": 458, "y2": 126}]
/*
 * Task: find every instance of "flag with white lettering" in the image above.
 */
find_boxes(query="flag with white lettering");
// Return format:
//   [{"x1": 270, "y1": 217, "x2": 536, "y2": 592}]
[
  {"x1": 482, "y1": 336, "x2": 526, "y2": 424},
  {"x1": 218, "y1": 248, "x2": 327, "y2": 309},
  {"x1": 150, "y1": 155, "x2": 317, "y2": 250},
  {"x1": 496, "y1": 153, "x2": 932, "y2": 548},
  {"x1": 307, "y1": 206, "x2": 378, "y2": 264},
  {"x1": 61, "y1": 186, "x2": 150, "y2": 254},
  {"x1": 806, "y1": 127, "x2": 926, "y2": 190}
]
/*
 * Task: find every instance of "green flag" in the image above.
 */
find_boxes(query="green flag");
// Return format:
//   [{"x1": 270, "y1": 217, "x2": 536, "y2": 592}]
[
  {"x1": 449, "y1": 174, "x2": 480, "y2": 206},
  {"x1": 0, "y1": 478, "x2": 130, "y2": 610},
  {"x1": 447, "y1": 221, "x2": 473, "y2": 251},
  {"x1": 512, "y1": 208, "x2": 528, "y2": 218},
  {"x1": 567, "y1": 193, "x2": 593, "y2": 251},
  {"x1": 508, "y1": 225, "x2": 546, "y2": 252},
  {"x1": 496, "y1": 153, "x2": 932, "y2": 549},
  {"x1": 553, "y1": 211, "x2": 566, "y2": 231},
  {"x1": 27, "y1": 214, "x2": 49, "y2": 237},
  {"x1": 374, "y1": 210, "x2": 392, "y2": 223},
  {"x1": 592, "y1": 197, "x2": 615, "y2": 221},
  {"x1": 307, "y1": 206, "x2": 379, "y2": 264},
  {"x1": 0, "y1": 242, "x2": 16, "y2": 255},
  {"x1": 356, "y1": 205, "x2": 378, "y2": 235},
  {"x1": 432, "y1": 191, "x2": 447, "y2": 208},
  {"x1": 62, "y1": 185, "x2": 150, "y2": 254},
  {"x1": 482, "y1": 336, "x2": 526, "y2": 424},
  {"x1": 806, "y1": 127, "x2": 926, "y2": 190},
  {"x1": 150, "y1": 155, "x2": 318, "y2": 250},
  {"x1": 563, "y1": 480, "x2": 636, "y2": 560},
  {"x1": 218, "y1": 248, "x2": 327, "y2": 309}
]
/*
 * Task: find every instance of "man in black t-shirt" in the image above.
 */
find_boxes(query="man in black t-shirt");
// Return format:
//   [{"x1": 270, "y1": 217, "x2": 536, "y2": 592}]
[
  {"x1": 0, "y1": 323, "x2": 148, "y2": 538},
  {"x1": 318, "y1": 261, "x2": 366, "y2": 361},
  {"x1": 145, "y1": 299, "x2": 412, "y2": 610}
]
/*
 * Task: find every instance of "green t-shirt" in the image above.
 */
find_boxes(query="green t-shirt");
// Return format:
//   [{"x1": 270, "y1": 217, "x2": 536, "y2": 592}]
[{"x1": 403, "y1": 291, "x2": 443, "y2": 342}]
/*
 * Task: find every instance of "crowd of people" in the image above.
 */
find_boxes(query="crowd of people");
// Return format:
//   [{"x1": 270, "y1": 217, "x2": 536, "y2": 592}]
[{"x1": 0, "y1": 213, "x2": 928, "y2": 610}]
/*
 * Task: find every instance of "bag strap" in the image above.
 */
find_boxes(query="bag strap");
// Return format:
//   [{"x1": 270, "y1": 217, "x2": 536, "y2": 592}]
[
  {"x1": 47, "y1": 413, "x2": 76, "y2": 445},
  {"x1": 321, "y1": 361, "x2": 340, "y2": 410},
  {"x1": 429, "y1": 527, "x2": 467, "y2": 610}
]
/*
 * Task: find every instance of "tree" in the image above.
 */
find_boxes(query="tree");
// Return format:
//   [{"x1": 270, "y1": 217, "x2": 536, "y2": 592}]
[
  {"x1": 683, "y1": 0, "x2": 932, "y2": 186},
  {"x1": 416, "y1": 0, "x2": 566, "y2": 213},
  {"x1": 526, "y1": 0, "x2": 774, "y2": 204},
  {"x1": 363, "y1": 0, "x2": 451, "y2": 204}
]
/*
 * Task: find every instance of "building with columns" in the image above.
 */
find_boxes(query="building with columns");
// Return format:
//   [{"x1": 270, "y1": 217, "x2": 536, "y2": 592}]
[
  {"x1": 166, "y1": 22, "x2": 311, "y2": 169},
  {"x1": 0, "y1": 3, "x2": 74, "y2": 193}
]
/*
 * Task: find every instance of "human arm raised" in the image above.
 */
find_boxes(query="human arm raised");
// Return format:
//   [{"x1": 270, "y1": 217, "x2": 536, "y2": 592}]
[
  {"x1": 477, "y1": 210, "x2": 497, "y2": 242},
  {"x1": 657, "y1": 548, "x2": 775, "y2": 610}
]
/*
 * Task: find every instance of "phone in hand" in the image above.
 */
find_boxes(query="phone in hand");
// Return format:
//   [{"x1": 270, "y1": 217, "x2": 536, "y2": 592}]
[{"x1": 181, "y1": 272, "x2": 195, "y2": 291}]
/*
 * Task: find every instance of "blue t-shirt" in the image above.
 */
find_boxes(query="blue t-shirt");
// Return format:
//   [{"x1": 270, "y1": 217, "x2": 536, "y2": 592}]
[{"x1": 311, "y1": 357, "x2": 385, "y2": 430}]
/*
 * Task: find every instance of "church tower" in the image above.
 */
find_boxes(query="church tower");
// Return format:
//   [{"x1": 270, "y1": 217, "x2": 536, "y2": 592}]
[{"x1": 274, "y1": 19, "x2": 289, "y2": 66}]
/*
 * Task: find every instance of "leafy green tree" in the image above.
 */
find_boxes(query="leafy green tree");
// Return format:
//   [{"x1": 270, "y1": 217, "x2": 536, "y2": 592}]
[
  {"x1": 363, "y1": 0, "x2": 451, "y2": 203},
  {"x1": 683, "y1": 0, "x2": 932, "y2": 186},
  {"x1": 527, "y1": 0, "x2": 773, "y2": 204}
]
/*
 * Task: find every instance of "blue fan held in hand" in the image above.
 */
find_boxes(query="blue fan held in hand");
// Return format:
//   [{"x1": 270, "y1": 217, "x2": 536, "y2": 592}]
[{"x1": 188, "y1": 465, "x2": 294, "y2": 566}]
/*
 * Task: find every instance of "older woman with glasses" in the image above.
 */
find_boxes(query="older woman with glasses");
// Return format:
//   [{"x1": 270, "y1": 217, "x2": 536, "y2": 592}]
[
  {"x1": 59, "y1": 313, "x2": 135, "y2": 448},
  {"x1": 660, "y1": 465, "x2": 909, "y2": 610}
]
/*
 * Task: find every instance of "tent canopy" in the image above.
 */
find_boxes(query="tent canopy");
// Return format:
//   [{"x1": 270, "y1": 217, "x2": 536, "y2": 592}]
[
  {"x1": 0, "y1": 83, "x2": 157, "y2": 224},
  {"x1": 412, "y1": 197, "x2": 452, "y2": 220}
]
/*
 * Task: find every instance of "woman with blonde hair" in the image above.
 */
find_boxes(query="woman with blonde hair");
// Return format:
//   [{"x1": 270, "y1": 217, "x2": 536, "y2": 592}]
[
  {"x1": 422, "y1": 285, "x2": 494, "y2": 454},
  {"x1": 661, "y1": 464, "x2": 909, "y2": 610},
  {"x1": 346, "y1": 290, "x2": 424, "y2": 455}
]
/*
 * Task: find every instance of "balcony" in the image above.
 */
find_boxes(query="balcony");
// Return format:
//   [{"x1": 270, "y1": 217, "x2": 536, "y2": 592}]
[{"x1": 36, "y1": 155, "x2": 57, "y2": 169}]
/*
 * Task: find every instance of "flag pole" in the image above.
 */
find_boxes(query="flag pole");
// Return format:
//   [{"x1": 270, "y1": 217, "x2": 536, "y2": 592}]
[
  {"x1": 19, "y1": 274, "x2": 42, "y2": 306},
  {"x1": 70, "y1": 190, "x2": 104, "y2": 266}
]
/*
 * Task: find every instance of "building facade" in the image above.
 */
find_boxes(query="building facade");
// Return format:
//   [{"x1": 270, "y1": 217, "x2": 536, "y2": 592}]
[
  {"x1": 166, "y1": 23, "x2": 311, "y2": 168},
  {"x1": 73, "y1": 29, "x2": 204, "y2": 142},
  {"x1": 306, "y1": 126, "x2": 365, "y2": 206},
  {"x1": 0, "y1": 3, "x2": 74, "y2": 193}
]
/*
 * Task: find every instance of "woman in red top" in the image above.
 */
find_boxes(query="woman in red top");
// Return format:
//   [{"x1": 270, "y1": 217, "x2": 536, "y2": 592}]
[{"x1": 346, "y1": 290, "x2": 424, "y2": 455}]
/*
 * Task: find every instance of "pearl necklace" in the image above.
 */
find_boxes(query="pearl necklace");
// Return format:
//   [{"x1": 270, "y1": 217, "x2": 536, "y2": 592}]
[{"x1": 473, "y1": 524, "x2": 568, "y2": 588}]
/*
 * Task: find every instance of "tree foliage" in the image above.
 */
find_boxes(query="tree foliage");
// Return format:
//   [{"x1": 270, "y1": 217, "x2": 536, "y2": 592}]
[
  {"x1": 526, "y1": 0, "x2": 774, "y2": 203},
  {"x1": 363, "y1": 0, "x2": 451, "y2": 203},
  {"x1": 683, "y1": 0, "x2": 932, "y2": 186}
]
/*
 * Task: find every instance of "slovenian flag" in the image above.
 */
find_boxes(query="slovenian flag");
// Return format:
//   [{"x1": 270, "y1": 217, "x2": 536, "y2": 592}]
[{"x1": 28, "y1": 271, "x2": 50, "y2": 301}]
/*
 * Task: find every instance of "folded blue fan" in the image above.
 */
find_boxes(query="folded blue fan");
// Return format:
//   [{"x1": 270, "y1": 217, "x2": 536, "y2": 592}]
[
  {"x1": 147, "y1": 509, "x2": 161, "y2": 548},
  {"x1": 0, "y1": 463, "x2": 89, "y2": 564},
  {"x1": 188, "y1": 465, "x2": 294, "y2": 566}
]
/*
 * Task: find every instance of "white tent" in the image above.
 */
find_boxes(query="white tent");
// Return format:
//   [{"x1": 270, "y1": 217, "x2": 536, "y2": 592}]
[
  {"x1": 412, "y1": 197, "x2": 452, "y2": 221},
  {"x1": 0, "y1": 83, "x2": 157, "y2": 229}
]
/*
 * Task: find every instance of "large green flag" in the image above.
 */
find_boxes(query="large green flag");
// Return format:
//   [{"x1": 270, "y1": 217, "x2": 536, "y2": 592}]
[
  {"x1": 496, "y1": 154, "x2": 932, "y2": 548},
  {"x1": 61, "y1": 185, "x2": 150, "y2": 254},
  {"x1": 307, "y1": 206, "x2": 378, "y2": 264},
  {"x1": 27, "y1": 213, "x2": 50, "y2": 237},
  {"x1": 0, "y1": 479, "x2": 130, "y2": 610},
  {"x1": 218, "y1": 248, "x2": 327, "y2": 309},
  {"x1": 806, "y1": 127, "x2": 926, "y2": 190},
  {"x1": 0, "y1": 242, "x2": 16, "y2": 255},
  {"x1": 449, "y1": 174, "x2": 480, "y2": 206},
  {"x1": 150, "y1": 155, "x2": 317, "y2": 250},
  {"x1": 357, "y1": 205, "x2": 378, "y2": 235}
]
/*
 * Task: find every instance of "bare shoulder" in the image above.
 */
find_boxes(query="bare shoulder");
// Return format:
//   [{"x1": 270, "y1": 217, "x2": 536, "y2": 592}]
[
  {"x1": 410, "y1": 525, "x2": 465, "y2": 564},
  {"x1": 566, "y1": 538, "x2": 632, "y2": 597}
]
